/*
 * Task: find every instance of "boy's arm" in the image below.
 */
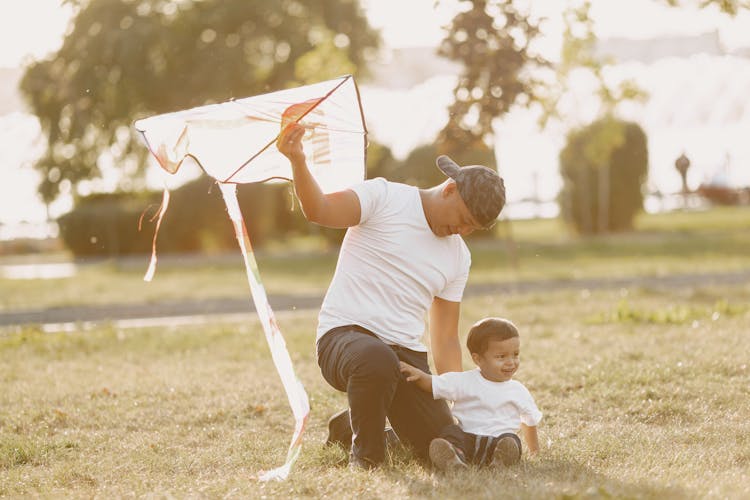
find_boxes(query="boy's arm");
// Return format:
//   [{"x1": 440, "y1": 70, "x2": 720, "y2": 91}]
[
  {"x1": 399, "y1": 361, "x2": 433, "y2": 393},
  {"x1": 520, "y1": 423, "x2": 540, "y2": 456}
]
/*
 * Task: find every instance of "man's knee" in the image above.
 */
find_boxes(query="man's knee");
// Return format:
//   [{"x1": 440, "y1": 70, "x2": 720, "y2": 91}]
[{"x1": 349, "y1": 343, "x2": 400, "y2": 386}]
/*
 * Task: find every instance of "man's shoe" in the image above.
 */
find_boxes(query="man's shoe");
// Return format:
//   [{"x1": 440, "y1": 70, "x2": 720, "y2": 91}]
[
  {"x1": 325, "y1": 409, "x2": 353, "y2": 450},
  {"x1": 491, "y1": 436, "x2": 521, "y2": 467},
  {"x1": 429, "y1": 438, "x2": 468, "y2": 472}
]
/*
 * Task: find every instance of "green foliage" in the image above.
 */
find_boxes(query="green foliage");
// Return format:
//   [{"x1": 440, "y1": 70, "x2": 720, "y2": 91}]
[
  {"x1": 388, "y1": 143, "x2": 496, "y2": 189},
  {"x1": 663, "y1": 0, "x2": 750, "y2": 16},
  {"x1": 57, "y1": 177, "x2": 293, "y2": 257},
  {"x1": 539, "y1": 1, "x2": 646, "y2": 128},
  {"x1": 58, "y1": 192, "x2": 157, "y2": 257},
  {"x1": 21, "y1": 0, "x2": 379, "y2": 204},
  {"x1": 559, "y1": 116, "x2": 648, "y2": 234},
  {"x1": 56, "y1": 139, "x2": 398, "y2": 257},
  {"x1": 591, "y1": 299, "x2": 748, "y2": 325},
  {"x1": 437, "y1": 0, "x2": 548, "y2": 154}
]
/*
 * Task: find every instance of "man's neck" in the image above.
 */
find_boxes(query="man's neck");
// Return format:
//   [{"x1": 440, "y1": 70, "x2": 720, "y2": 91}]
[{"x1": 418, "y1": 188, "x2": 435, "y2": 232}]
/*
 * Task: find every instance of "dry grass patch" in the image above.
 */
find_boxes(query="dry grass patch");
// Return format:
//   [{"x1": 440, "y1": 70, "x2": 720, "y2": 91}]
[{"x1": 2, "y1": 284, "x2": 750, "y2": 498}]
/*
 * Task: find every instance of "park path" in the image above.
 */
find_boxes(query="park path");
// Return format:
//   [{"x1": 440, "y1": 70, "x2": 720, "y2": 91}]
[{"x1": 2, "y1": 269, "x2": 749, "y2": 329}]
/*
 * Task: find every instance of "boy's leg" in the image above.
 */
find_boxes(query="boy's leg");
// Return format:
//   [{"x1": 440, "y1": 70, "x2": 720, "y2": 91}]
[
  {"x1": 386, "y1": 347, "x2": 455, "y2": 462},
  {"x1": 317, "y1": 327, "x2": 402, "y2": 466},
  {"x1": 437, "y1": 423, "x2": 472, "y2": 461},
  {"x1": 489, "y1": 432, "x2": 522, "y2": 467},
  {"x1": 428, "y1": 423, "x2": 470, "y2": 471}
]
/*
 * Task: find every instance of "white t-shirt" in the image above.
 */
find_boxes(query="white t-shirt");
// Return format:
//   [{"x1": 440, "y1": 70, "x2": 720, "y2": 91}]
[
  {"x1": 316, "y1": 178, "x2": 471, "y2": 352},
  {"x1": 432, "y1": 368, "x2": 542, "y2": 436}
]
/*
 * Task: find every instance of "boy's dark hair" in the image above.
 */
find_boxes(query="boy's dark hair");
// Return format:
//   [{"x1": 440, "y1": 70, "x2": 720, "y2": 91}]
[{"x1": 466, "y1": 317, "x2": 519, "y2": 355}]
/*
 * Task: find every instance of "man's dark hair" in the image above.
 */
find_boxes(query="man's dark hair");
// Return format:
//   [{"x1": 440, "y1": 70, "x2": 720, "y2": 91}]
[{"x1": 466, "y1": 317, "x2": 519, "y2": 355}]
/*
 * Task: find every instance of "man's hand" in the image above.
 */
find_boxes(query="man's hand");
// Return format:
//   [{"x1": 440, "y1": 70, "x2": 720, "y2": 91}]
[
  {"x1": 276, "y1": 123, "x2": 306, "y2": 163},
  {"x1": 399, "y1": 361, "x2": 433, "y2": 393}
]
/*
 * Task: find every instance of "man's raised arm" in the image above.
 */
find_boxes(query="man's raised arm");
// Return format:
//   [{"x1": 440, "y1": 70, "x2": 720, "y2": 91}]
[{"x1": 277, "y1": 124, "x2": 361, "y2": 228}]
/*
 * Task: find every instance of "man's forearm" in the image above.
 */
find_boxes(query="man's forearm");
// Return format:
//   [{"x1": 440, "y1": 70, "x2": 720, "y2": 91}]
[
  {"x1": 432, "y1": 335, "x2": 462, "y2": 374},
  {"x1": 290, "y1": 157, "x2": 326, "y2": 223}
]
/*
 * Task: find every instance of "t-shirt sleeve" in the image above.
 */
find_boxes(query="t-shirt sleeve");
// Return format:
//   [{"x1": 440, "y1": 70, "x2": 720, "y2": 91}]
[
  {"x1": 517, "y1": 384, "x2": 543, "y2": 426},
  {"x1": 431, "y1": 371, "x2": 466, "y2": 401},
  {"x1": 437, "y1": 242, "x2": 471, "y2": 302},
  {"x1": 349, "y1": 177, "x2": 388, "y2": 225}
]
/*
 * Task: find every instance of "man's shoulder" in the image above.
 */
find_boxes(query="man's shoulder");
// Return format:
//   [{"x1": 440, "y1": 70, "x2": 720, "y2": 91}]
[{"x1": 354, "y1": 178, "x2": 416, "y2": 200}]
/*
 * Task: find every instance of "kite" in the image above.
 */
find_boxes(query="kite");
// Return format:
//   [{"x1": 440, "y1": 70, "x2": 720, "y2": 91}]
[{"x1": 134, "y1": 75, "x2": 367, "y2": 481}]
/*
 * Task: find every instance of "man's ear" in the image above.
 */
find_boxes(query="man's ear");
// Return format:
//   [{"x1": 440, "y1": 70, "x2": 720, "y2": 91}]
[{"x1": 442, "y1": 180, "x2": 458, "y2": 198}]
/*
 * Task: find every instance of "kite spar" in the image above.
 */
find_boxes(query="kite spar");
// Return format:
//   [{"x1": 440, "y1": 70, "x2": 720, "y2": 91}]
[{"x1": 134, "y1": 75, "x2": 367, "y2": 480}]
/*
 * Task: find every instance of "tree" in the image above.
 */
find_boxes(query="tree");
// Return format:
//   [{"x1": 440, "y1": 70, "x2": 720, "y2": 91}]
[
  {"x1": 437, "y1": 0, "x2": 548, "y2": 156},
  {"x1": 392, "y1": 142, "x2": 497, "y2": 188},
  {"x1": 21, "y1": 0, "x2": 379, "y2": 205},
  {"x1": 663, "y1": 0, "x2": 750, "y2": 16},
  {"x1": 538, "y1": 1, "x2": 646, "y2": 129},
  {"x1": 559, "y1": 117, "x2": 648, "y2": 234}
]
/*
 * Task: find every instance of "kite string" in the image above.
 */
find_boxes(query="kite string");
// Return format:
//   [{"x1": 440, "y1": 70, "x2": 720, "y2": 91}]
[{"x1": 218, "y1": 183, "x2": 310, "y2": 482}]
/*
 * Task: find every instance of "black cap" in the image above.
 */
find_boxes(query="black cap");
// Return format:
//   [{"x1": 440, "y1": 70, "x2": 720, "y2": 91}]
[{"x1": 436, "y1": 155, "x2": 506, "y2": 228}]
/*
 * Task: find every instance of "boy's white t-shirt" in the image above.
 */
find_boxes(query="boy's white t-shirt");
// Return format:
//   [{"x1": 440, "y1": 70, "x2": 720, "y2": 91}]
[
  {"x1": 432, "y1": 368, "x2": 542, "y2": 436},
  {"x1": 316, "y1": 178, "x2": 471, "y2": 352}
]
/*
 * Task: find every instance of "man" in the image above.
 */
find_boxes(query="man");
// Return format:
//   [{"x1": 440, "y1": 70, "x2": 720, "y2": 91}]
[{"x1": 276, "y1": 124, "x2": 506, "y2": 469}]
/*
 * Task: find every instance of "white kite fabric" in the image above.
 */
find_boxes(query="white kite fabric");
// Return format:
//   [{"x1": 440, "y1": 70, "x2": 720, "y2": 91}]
[{"x1": 133, "y1": 75, "x2": 367, "y2": 481}]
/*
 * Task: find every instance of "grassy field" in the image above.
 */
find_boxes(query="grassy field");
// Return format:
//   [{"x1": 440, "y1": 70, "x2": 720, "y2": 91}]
[
  {"x1": 1, "y1": 285, "x2": 749, "y2": 498},
  {"x1": 1, "y1": 206, "x2": 750, "y2": 498},
  {"x1": 1, "y1": 206, "x2": 749, "y2": 311}
]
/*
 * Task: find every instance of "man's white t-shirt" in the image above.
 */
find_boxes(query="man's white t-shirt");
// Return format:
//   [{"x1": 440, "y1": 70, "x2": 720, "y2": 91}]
[
  {"x1": 432, "y1": 368, "x2": 542, "y2": 436},
  {"x1": 316, "y1": 178, "x2": 471, "y2": 352}
]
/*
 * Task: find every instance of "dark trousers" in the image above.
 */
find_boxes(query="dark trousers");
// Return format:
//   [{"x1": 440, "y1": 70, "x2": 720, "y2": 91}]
[
  {"x1": 317, "y1": 325, "x2": 454, "y2": 465},
  {"x1": 439, "y1": 423, "x2": 522, "y2": 466}
]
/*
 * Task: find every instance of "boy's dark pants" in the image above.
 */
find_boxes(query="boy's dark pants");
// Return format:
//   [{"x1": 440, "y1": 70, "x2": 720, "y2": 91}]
[
  {"x1": 317, "y1": 325, "x2": 454, "y2": 465},
  {"x1": 440, "y1": 423, "x2": 522, "y2": 466}
]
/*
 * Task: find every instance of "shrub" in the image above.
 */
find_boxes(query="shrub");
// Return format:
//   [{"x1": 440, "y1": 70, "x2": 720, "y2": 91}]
[{"x1": 559, "y1": 117, "x2": 648, "y2": 234}]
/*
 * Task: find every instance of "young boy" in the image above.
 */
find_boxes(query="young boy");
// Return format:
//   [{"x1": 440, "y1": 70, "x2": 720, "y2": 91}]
[{"x1": 399, "y1": 317, "x2": 542, "y2": 471}]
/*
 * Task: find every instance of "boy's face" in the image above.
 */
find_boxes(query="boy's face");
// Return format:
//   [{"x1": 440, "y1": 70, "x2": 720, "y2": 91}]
[{"x1": 471, "y1": 337, "x2": 520, "y2": 383}]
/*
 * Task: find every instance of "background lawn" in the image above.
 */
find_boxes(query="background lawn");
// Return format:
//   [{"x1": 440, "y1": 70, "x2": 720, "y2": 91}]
[
  {"x1": 1, "y1": 206, "x2": 749, "y2": 498},
  {"x1": 1, "y1": 206, "x2": 749, "y2": 312}
]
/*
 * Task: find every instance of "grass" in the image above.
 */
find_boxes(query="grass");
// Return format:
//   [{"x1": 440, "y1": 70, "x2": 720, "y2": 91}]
[
  {"x1": 1, "y1": 205, "x2": 749, "y2": 497},
  {"x1": 2, "y1": 206, "x2": 750, "y2": 311},
  {"x1": 2, "y1": 283, "x2": 750, "y2": 498}
]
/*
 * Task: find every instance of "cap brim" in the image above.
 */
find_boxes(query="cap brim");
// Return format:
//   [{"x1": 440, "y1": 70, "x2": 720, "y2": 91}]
[{"x1": 436, "y1": 155, "x2": 460, "y2": 178}]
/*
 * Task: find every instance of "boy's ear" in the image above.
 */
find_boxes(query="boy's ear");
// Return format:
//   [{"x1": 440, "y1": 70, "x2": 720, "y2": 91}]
[{"x1": 470, "y1": 351, "x2": 481, "y2": 365}]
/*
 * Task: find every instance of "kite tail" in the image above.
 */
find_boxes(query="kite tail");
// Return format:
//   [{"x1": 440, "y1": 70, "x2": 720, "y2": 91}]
[
  {"x1": 218, "y1": 183, "x2": 311, "y2": 482},
  {"x1": 143, "y1": 189, "x2": 171, "y2": 282}
]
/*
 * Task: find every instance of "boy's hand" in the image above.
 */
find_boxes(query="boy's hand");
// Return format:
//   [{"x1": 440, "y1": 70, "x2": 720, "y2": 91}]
[
  {"x1": 399, "y1": 361, "x2": 433, "y2": 393},
  {"x1": 399, "y1": 361, "x2": 423, "y2": 382}
]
